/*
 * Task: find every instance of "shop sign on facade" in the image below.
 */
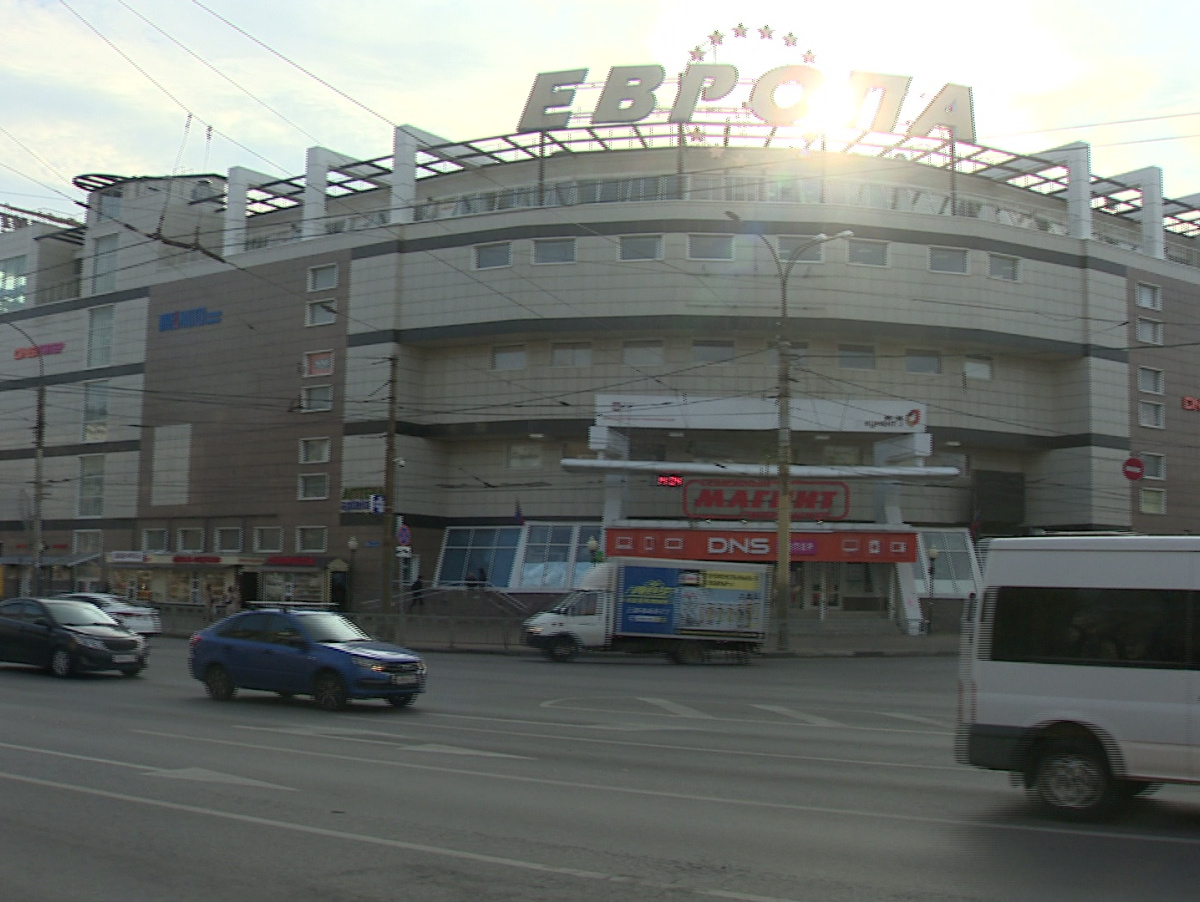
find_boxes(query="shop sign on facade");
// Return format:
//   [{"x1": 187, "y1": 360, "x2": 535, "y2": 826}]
[
  {"x1": 683, "y1": 479, "x2": 848, "y2": 520},
  {"x1": 607, "y1": 527, "x2": 917, "y2": 563},
  {"x1": 520, "y1": 64, "x2": 975, "y2": 140}
]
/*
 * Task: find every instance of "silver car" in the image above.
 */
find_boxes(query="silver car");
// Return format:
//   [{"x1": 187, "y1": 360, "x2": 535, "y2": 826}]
[{"x1": 55, "y1": 593, "x2": 162, "y2": 636}]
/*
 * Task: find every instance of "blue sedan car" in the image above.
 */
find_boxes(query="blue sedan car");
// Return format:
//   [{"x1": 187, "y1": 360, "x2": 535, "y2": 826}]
[{"x1": 188, "y1": 608, "x2": 426, "y2": 711}]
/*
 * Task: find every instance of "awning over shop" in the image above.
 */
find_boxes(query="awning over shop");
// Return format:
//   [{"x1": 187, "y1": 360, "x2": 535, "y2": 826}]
[{"x1": 0, "y1": 552, "x2": 99, "y2": 567}]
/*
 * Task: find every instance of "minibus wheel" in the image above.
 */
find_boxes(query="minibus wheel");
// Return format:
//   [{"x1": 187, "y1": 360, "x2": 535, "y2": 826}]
[{"x1": 1031, "y1": 738, "x2": 1118, "y2": 821}]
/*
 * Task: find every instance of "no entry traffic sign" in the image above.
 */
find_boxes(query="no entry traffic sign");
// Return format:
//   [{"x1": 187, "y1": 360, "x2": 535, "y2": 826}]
[{"x1": 1122, "y1": 457, "x2": 1145, "y2": 481}]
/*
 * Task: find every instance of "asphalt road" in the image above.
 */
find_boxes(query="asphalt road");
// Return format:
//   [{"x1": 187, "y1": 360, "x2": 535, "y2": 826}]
[{"x1": 2, "y1": 640, "x2": 1200, "y2": 901}]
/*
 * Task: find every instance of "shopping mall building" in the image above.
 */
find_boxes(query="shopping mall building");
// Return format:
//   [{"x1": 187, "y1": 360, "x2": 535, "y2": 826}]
[{"x1": 0, "y1": 57, "x2": 1195, "y2": 632}]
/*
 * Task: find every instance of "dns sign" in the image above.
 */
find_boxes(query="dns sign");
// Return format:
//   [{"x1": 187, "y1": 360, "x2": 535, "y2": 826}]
[{"x1": 656, "y1": 473, "x2": 684, "y2": 488}]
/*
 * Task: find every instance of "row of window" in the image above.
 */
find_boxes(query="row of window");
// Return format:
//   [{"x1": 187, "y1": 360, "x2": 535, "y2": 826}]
[
  {"x1": 140, "y1": 526, "x2": 329, "y2": 554},
  {"x1": 1135, "y1": 281, "x2": 1168, "y2": 517},
  {"x1": 472, "y1": 235, "x2": 1024, "y2": 280},
  {"x1": 492, "y1": 339, "x2": 994, "y2": 379}
]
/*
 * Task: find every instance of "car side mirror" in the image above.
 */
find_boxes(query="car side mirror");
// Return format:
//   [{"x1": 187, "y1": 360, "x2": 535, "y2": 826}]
[
  {"x1": 33, "y1": 617, "x2": 51, "y2": 627},
  {"x1": 285, "y1": 635, "x2": 308, "y2": 649}
]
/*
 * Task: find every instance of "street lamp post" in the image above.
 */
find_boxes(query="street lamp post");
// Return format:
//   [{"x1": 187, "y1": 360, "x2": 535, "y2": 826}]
[
  {"x1": 3, "y1": 321, "x2": 46, "y2": 596},
  {"x1": 346, "y1": 535, "x2": 359, "y2": 611},
  {"x1": 725, "y1": 214, "x2": 852, "y2": 652}
]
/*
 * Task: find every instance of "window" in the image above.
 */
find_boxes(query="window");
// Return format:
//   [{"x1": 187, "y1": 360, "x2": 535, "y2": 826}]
[
  {"x1": 520, "y1": 524, "x2": 578, "y2": 588},
  {"x1": 474, "y1": 242, "x2": 511, "y2": 269},
  {"x1": 78, "y1": 455, "x2": 104, "y2": 517},
  {"x1": 254, "y1": 527, "x2": 284, "y2": 553},
  {"x1": 300, "y1": 385, "x2": 333, "y2": 412},
  {"x1": 177, "y1": 528, "x2": 204, "y2": 552},
  {"x1": 0, "y1": 255, "x2": 27, "y2": 312},
  {"x1": 492, "y1": 344, "x2": 526, "y2": 371},
  {"x1": 299, "y1": 437, "x2": 331, "y2": 464},
  {"x1": 143, "y1": 528, "x2": 169, "y2": 553},
  {"x1": 991, "y1": 585, "x2": 1184, "y2": 664},
  {"x1": 1139, "y1": 489, "x2": 1166, "y2": 515},
  {"x1": 436, "y1": 526, "x2": 522, "y2": 588},
  {"x1": 1138, "y1": 367, "x2": 1164, "y2": 394},
  {"x1": 988, "y1": 254, "x2": 1020, "y2": 281},
  {"x1": 847, "y1": 239, "x2": 888, "y2": 266},
  {"x1": 906, "y1": 350, "x2": 942, "y2": 375},
  {"x1": 306, "y1": 299, "x2": 336, "y2": 326},
  {"x1": 304, "y1": 350, "x2": 334, "y2": 378},
  {"x1": 1136, "y1": 317, "x2": 1163, "y2": 345},
  {"x1": 687, "y1": 234, "x2": 734, "y2": 260},
  {"x1": 838, "y1": 344, "x2": 875, "y2": 370},
  {"x1": 623, "y1": 340, "x2": 664, "y2": 366},
  {"x1": 929, "y1": 247, "x2": 968, "y2": 274},
  {"x1": 298, "y1": 473, "x2": 329, "y2": 500},
  {"x1": 551, "y1": 342, "x2": 591, "y2": 367},
  {"x1": 532, "y1": 238, "x2": 575, "y2": 264},
  {"x1": 619, "y1": 235, "x2": 662, "y2": 261},
  {"x1": 308, "y1": 264, "x2": 338, "y2": 291},
  {"x1": 82, "y1": 381, "x2": 110, "y2": 442},
  {"x1": 778, "y1": 236, "x2": 825, "y2": 264},
  {"x1": 1138, "y1": 400, "x2": 1165, "y2": 428},
  {"x1": 964, "y1": 355, "x2": 993, "y2": 380},
  {"x1": 296, "y1": 526, "x2": 327, "y2": 553},
  {"x1": 97, "y1": 188, "x2": 122, "y2": 222},
  {"x1": 1142, "y1": 453, "x2": 1165, "y2": 480},
  {"x1": 92, "y1": 234, "x2": 118, "y2": 294},
  {"x1": 74, "y1": 529, "x2": 103, "y2": 557},
  {"x1": 214, "y1": 527, "x2": 243, "y2": 553},
  {"x1": 87, "y1": 305, "x2": 114, "y2": 368},
  {"x1": 693, "y1": 340, "x2": 735, "y2": 364},
  {"x1": 508, "y1": 443, "x2": 543, "y2": 470},
  {"x1": 1136, "y1": 283, "x2": 1162, "y2": 311}
]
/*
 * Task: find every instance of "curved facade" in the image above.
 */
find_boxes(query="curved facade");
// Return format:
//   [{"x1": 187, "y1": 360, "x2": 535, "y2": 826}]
[{"x1": 0, "y1": 118, "x2": 1194, "y2": 615}]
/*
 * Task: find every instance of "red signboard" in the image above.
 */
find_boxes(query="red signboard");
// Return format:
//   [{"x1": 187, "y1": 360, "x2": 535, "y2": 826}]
[
  {"x1": 1122, "y1": 457, "x2": 1145, "y2": 481},
  {"x1": 683, "y1": 478, "x2": 849, "y2": 520},
  {"x1": 605, "y1": 527, "x2": 917, "y2": 563}
]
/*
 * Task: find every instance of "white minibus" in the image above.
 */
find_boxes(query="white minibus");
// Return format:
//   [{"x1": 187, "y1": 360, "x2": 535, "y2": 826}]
[{"x1": 957, "y1": 535, "x2": 1200, "y2": 820}]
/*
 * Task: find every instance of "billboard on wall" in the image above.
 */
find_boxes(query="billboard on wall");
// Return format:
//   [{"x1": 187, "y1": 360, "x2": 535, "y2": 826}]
[
  {"x1": 684, "y1": 479, "x2": 849, "y2": 520},
  {"x1": 607, "y1": 527, "x2": 917, "y2": 564}
]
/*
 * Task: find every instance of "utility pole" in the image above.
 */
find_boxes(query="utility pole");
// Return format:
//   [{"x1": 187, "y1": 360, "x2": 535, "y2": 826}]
[
  {"x1": 724, "y1": 214, "x2": 852, "y2": 652},
  {"x1": 381, "y1": 354, "x2": 399, "y2": 621}
]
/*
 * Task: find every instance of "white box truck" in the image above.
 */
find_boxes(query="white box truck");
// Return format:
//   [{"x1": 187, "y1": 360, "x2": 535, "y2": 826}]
[
  {"x1": 957, "y1": 535, "x2": 1200, "y2": 820},
  {"x1": 523, "y1": 557, "x2": 770, "y2": 663}
]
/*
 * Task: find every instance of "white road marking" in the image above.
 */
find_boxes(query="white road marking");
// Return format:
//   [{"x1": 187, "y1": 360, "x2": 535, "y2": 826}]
[
  {"x1": 146, "y1": 767, "x2": 295, "y2": 790},
  {"x1": 751, "y1": 705, "x2": 846, "y2": 727},
  {"x1": 873, "y1": 711, "x2": 952, "y2": 728},
  {"x1": 636, "y1": 697, "x2": 715, "y2": 718},
  {"x1": 235, "y1": 725, "x2": 532, "y2": 759}
]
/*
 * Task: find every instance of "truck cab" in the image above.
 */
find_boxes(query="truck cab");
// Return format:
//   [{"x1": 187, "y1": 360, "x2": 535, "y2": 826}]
[{"x1": 523, "y1": 566, "x2": 614, "y2": 660}]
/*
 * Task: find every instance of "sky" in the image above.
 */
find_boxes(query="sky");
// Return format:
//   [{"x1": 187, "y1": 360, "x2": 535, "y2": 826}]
[{"x1": 4, "y1": 0, "x2": 1200, "y2": 222}]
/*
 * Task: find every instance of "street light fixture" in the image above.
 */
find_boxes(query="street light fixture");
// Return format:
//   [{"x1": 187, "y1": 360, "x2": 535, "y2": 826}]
[{"x1": 725, "y1": 212, "x2": 853, "y2": 652}]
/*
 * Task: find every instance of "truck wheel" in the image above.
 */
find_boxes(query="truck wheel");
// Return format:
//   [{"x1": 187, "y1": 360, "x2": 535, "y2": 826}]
[
  {"x1": 545, "y1": 636, "x2": 578, "y2": 662},
  {"x1": 668, "y1": 641, "x2": 705, "y2": 665},
  {"x1": 1030, "y1": 738, "x2": 1119, "y2": 821}
]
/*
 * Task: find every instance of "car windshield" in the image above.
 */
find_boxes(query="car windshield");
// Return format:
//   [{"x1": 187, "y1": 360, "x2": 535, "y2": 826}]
[
  {"x1": 299, "y1": 612, "x2": 371, "y2": 643},
  {"x1": 43, "y1": 599, "x2": 120, "y2": 627}
]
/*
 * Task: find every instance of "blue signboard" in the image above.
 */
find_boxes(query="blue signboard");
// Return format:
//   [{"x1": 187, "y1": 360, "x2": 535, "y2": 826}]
[{"x1": 617, "y1": 565, "x2": 678, "y2": 636}]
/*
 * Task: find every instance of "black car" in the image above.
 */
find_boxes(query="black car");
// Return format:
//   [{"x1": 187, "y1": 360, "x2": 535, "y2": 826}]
[{"x1": 0, "y1": 597, "x2": 149, "y2": 677}]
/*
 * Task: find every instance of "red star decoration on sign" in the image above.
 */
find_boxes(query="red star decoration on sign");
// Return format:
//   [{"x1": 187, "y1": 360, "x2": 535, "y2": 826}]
[
  {"x1": 733, "y1": 23, "x2": 748, "y2": 38},
  {"x1": 690, "y1": 45, "x2": 706, "y2": 61},
  {"x1": 783, "y1": 33, "x2": 798, "y2": 47},
  {"x1": 758, "y1": 25, "x2": 773, "y2": 39},
  {"x1": 803, "y1": 50, "x2": 816, "y2": 63},
  {"x1": 709, "y1": 30, "x2": 724, "y2": 46}
]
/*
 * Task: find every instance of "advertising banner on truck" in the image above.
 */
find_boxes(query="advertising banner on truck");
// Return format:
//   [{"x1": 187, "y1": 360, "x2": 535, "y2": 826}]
[{"x1": 617, "y1": 564, "x2": 766, "y2": 639}]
